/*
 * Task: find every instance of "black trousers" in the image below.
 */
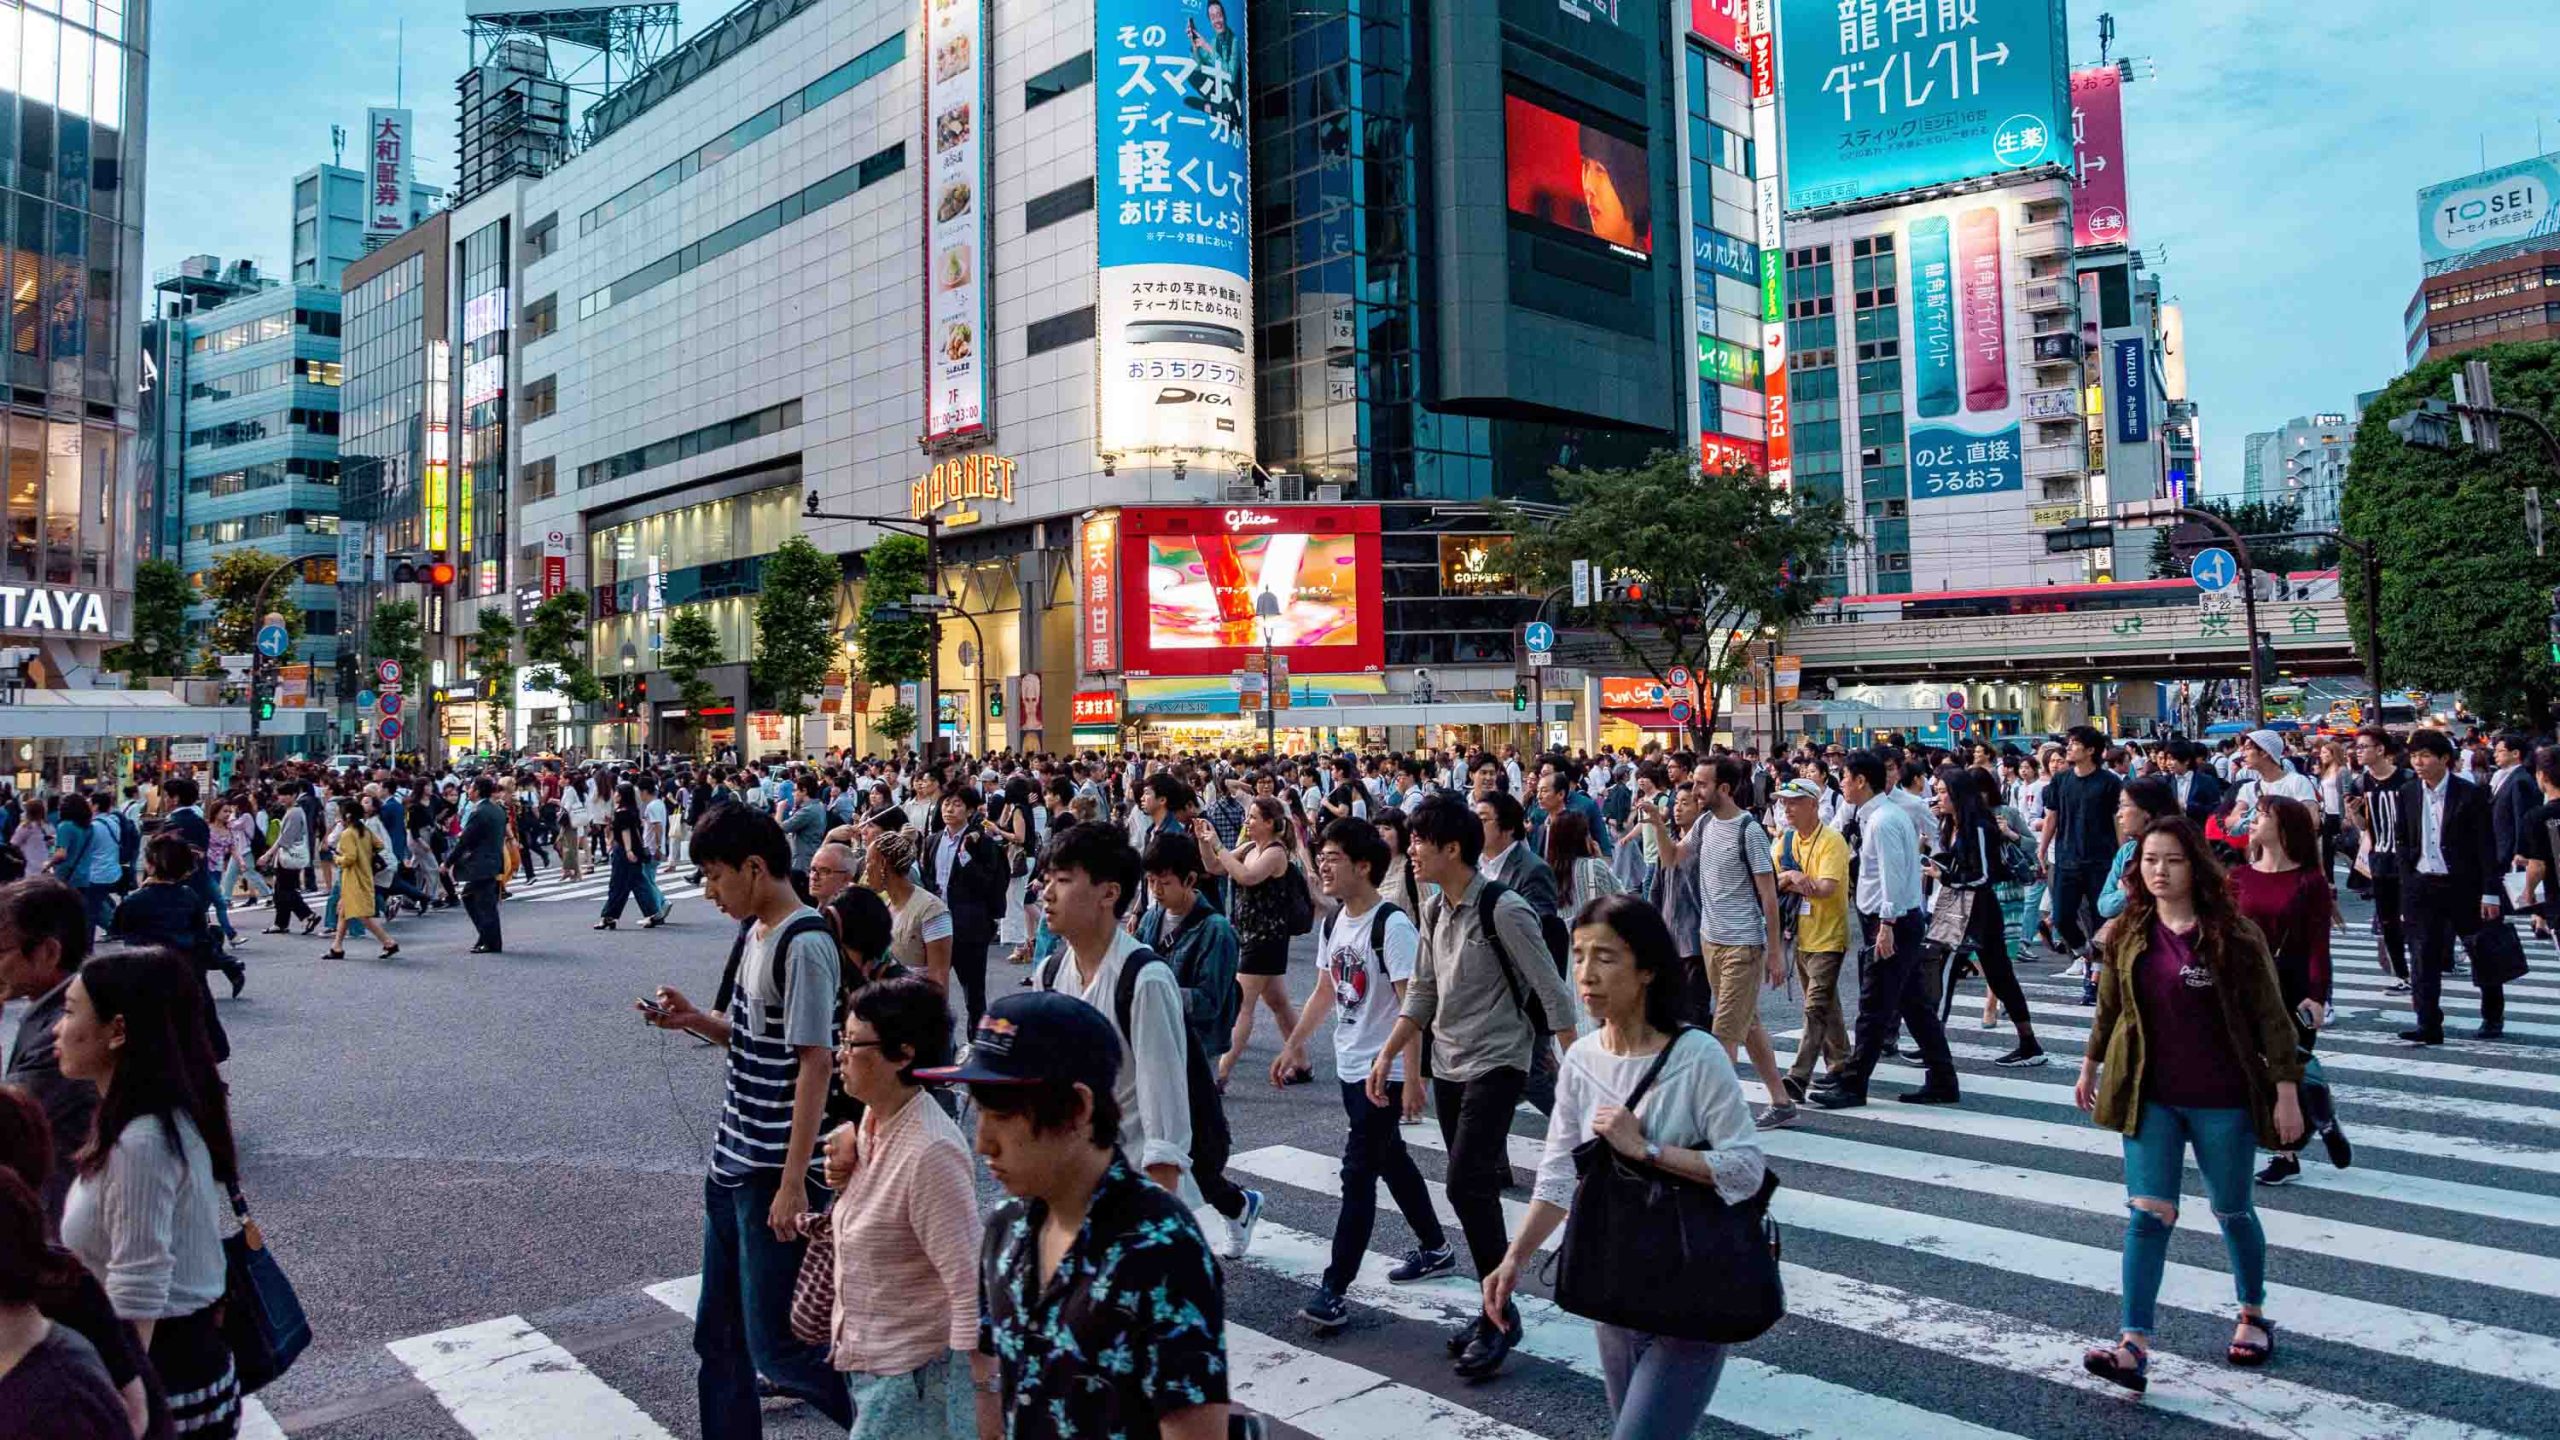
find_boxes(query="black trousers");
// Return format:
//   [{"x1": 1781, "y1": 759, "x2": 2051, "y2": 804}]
[
  {"x1": 1327, "y1": 1079, "x2": 1446, "y2": 1293},
  {"x1": 2047, "y1": 860, "x2": 2109, "y2": 956},
  {"x1": 1838, "y1": 909, "x2": 1958, "y2": 1094},
  {"x1": 950, "y1": 920, "x2": 995, "y2": 1030},
  {"x1": 460, "y1": 876, "x2": 504, "y2": 951},
  {"x1": 1432, "y1": 1065, "x2": 1527, "y2": 1279},
  {"x1": 2404, "y1": 879, "x2": 2469, "y2": 1034},
  {"x1": 1929, "y1": 893, "x2": 2036, "y2": 1043},
  {"x1": 2370, "y1": 870, "x2": 2410, "y2": 978}
]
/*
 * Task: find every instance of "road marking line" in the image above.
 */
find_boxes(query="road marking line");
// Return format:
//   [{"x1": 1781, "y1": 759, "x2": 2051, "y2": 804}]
[
  {"x1": 238, "y1": 1398, "x2": 288, "y2": 1440},
  {"x1": 386, "y1": 1315, "x2": 679, "y2": 1440},
  {"x1": 1229, "y1": 1323, "x2": 1549, "y2": 1440},
  {"x1": 1890, "y1": 1017, "x2": 2560, "y2": 1096},
  {"x1": 2009, "y1": 979, "x2": 2560, "y2": 1048}
]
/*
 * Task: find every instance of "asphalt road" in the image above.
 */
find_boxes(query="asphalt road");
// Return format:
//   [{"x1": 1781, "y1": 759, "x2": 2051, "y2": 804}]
[{"x1": 13, "y1": 867, "x2": 2559, "y2": 1440}]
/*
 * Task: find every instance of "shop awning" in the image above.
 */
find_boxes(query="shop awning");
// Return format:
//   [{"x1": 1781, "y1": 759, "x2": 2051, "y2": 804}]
[
  {"x1": 1606, "y1": 710, "x2": 1686, "y2": 730},
  {"x1": 1263, "y1": 701, "x2": 1572, "y2": 727},
  {"x1": 0, "y1": 688, "x2": 255, "y2": 740}
]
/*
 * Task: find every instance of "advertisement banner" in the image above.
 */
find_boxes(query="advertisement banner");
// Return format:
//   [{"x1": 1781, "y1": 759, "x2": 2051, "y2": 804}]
[
  {"x1": 1775, "y1": 0, "x2": 2069, "y2": 212},
  {"x1": 541, "y1": 526, "x2": 570, "y2": 600},
  {"x1": 1891, "y1": 193, "x2": 2025, "y2": 501},
  {"x1": 923, "y1": 0, "x2": 991, "y2": 440},
  {"x1": 1699, "y1": 433, "x2": 1768, "y2": 474},
  {"x1": 2416, "y1": 153, "x2": 2560, "y2": 269},
  {"x1": 1116, "y1": 505, "x2": 1384, "y2": 677},
  {"x1": 1694, "y1": 226, "x2": 1758, "y2": 285},
  {"x1": 2069, "y1": 66, "x2": 2131, "y2": 248},
  {"x1": 1095, "y1": 0, "x2": 1254, "y2": 461},
  {"x1": 1747, "y1": 0, "x2": 1788, "y2": 486},
  {"x1": 1690, "y1": 0, "x2": 1745, "y2": 56},
  {"x1": 1080, "y1": 511, "x2": 1119, "y2": 673},
  {"x1": 2112, "y1": 337, "x2": 2150, "y2": 444},
  {"x1": 364, "y1": 108, "x2": 413, "y2": 237},
  {"x1": 1698, "y1": 333, "x2": 1762, "y2": 386},
  {"x1": 1505, "y1": 94, "x2": 1653, "y2": 258},
  {"x1": 1019, "y1": 672, "x2": 1043, "y2": 732},
  {"x1": 1072, "y1": 691, "x2": 1121, "y2": 726}
]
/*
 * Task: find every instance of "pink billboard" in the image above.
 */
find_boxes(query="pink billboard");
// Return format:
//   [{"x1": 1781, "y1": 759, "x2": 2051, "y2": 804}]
[
  {"x1": 1957, "y1": 207, "x2": 2009, "y2": 414},
  {"x1": 2071, "y1": 66, "x2": 2132, "y2": 249},
  {"x1": 1690, "y1": 0, "x2": 1744, "y2": 56}
]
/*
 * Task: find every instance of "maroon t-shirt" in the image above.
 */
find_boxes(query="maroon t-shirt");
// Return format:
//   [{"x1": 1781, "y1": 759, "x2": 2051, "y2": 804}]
[{"x1": 2133, "y1": 922, "x2": 2253, "y2": 1110}]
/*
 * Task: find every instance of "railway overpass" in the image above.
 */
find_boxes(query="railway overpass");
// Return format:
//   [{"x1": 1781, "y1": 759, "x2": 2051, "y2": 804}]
[{"x1": 1786, "y1": 595, "x2": 2357, "y2": 684}]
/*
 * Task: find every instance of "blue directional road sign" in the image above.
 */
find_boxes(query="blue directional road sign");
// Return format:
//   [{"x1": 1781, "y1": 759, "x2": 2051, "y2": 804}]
[
  {"x1": 2189, "y1": 547, "x2": 2239, "y2": 593},
  {"x1": 357, "y1": 689, "x2": 377, "y2": 711},
  {"x1": 254, "y1": 623, "x2": 290, "y2": 659},
  {"x1": 1523, "y1": 621, "x2": 1555, "y2": 651},
  {"x1": 379, "y1": 692, "x2": 404, "y2": 718},
  {"x1": 378, "y1": 716, "x2": 403, "y2": 743}
]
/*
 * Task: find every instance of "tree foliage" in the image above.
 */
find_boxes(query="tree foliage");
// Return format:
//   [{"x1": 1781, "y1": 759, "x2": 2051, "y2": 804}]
[
  {"x1": 2342, "y1": 339, "x2": 2560, "y2": 724},
  {"x1": 367, "y1": 599, "x2": 426, "y2": 683},
  {"x1": 1493, "y1": 449, "x2": 1855, "y2": 739},
  {"x1": 2144, "y1": 495, "x2": 2337, "y2": 579},
  {"x1": 754, "y1": 535, "x2": 842, "y2": 739},
  {"x1": 876, "y1": 702, "x2": 919, "y2": 746},
  {"x1": 854, "y1": 532, "x2": 933, "y2": 685},
  {"x1": 106, "y1": 557, "x2": 190, "y2": 680},
  {"x1": 661, "y1": 607, "x2": 726, "y2": 755},
  {"x1": 471, "y1": 607, "x2": 519, "y2": 716},
  {"x1": 522, "y1": 591, "x2": 605, "y2": 706},
  {"x1": 202, "y1": 551, "x2": 305, "y2": 657}
]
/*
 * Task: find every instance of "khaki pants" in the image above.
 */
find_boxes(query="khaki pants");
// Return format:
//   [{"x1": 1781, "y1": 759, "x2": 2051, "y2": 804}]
[
  {"x1": 1787, "y1": 947, "x2": 1850, "y2": 1084},
  {"x1": 1704, "y1": 943, "x2": 1766, "y2": 1052}
]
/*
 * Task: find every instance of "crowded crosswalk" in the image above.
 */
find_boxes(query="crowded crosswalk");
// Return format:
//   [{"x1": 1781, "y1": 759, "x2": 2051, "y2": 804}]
[{"x1": 229, "y1": 908, "x2": 2560, "y2": 1440}]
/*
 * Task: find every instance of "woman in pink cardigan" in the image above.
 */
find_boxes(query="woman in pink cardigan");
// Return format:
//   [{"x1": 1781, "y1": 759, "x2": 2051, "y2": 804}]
[{"x1": 819, "y1": 976, "x2": 988, "y2": 1439}]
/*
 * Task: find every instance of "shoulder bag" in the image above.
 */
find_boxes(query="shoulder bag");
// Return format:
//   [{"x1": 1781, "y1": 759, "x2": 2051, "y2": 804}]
[
  {"x1": 221, "y1": 1185, "x2": 312, "y2": 1393},
  {"x1": 1551, "y1": 1028, "x2": 1786, "y2": 1343},
  {"x1": 789, "y1": 1198, "x2": 842, "y2": 1346},
  {"x1": 1473, "y1": 881, "x2": 1560, "y2": 1115}
]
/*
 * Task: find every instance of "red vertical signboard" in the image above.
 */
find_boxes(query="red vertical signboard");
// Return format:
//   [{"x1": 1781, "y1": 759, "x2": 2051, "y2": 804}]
[
  {"x1": 2070, "y1": 66, "x2": 2132, "y2": 249},
  {"x1": 1080, "y1": 511, "x2": 1118, "y2": 673}
]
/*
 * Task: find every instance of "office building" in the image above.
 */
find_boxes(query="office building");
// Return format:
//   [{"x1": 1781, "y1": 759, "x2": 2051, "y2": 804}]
[
  {"x1": 2264, "y1": 412, "x2": 2353, "y2": 536},
  {"x1": 2241, "y1": 428, "x2": 2280, "y2": 507},
  {"x1": 290, "y1": 161, "x2": 445, "y2": 289},
  {"x1": 2406, "y1": 152, "x2": 2560, "y2": 367},
  {"x1": 0, "y1": 0, "x2": 148, "y2": 692}
]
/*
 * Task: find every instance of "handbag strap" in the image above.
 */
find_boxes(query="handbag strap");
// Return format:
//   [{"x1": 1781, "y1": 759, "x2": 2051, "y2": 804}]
[{"x1": 1622, "y1": 1027, "x2": 1692, "y2": 1118}]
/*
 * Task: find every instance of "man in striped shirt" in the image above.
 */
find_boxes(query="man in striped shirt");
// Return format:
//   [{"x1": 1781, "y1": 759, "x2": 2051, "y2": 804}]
[{"x1": 642, "y1": 805, "x2": 853, "y2": 1438}]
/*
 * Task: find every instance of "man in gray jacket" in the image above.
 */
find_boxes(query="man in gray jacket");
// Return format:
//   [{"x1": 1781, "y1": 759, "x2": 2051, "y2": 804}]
[
  {"x1": 780, "y1": 771, "x2": 830, "y2": 902},
  {"x1": 1364, "y1": 794, "x2": 1574, "y2": 1381},
  {"x1": 445, "y1": 776, "x2": 509, "y2": 953}
]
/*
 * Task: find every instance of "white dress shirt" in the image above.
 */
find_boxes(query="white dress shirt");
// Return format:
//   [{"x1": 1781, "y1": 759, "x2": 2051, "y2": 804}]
[{"x1": 1852, "y1": 794, "x2": 1924, "y2": 919}]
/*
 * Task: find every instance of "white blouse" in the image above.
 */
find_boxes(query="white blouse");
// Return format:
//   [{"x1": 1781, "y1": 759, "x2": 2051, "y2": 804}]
[{"x1": 1533, "y1": 1030, "x2": 1766, "y2": 1211}]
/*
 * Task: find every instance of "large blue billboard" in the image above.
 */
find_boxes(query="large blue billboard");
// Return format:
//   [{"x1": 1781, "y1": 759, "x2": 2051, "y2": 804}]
[
  {"x1": 1096, "y1": 0, "x2": 1255, "y2": 460},
  {"x1": 1776, "y1": 0, "x2": 2070, "y2": 213}
]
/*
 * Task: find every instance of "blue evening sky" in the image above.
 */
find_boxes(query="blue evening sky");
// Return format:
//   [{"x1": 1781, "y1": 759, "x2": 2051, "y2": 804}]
[{"x1": 142, "y1": 0, "x2": 2560, "y2": 496}]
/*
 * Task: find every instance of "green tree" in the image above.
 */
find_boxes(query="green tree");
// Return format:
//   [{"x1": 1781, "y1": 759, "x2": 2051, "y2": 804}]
[
  {"x1": 202, "y1": 551, "x2": 306, "y2": 657},
  {"x1": 105, "y1": 556, "x2": 190, "y2": 681},
  {"x1": 854, "y1": 532, "x2": 933, "y2": 685},
  {"x1": 876, "y1": 702, "x2": 919, "y2": 748},
  {"x1": 2342, "y1": 339, "x2": 2560, "y2": 724},
  {"x1": 753, "y1": 534, "x2": 843, "y2": 752},
  {"x1": 2144, "y1": 495, "x2": 2335, "y2": 579},
  {"x1": 471, "y1": 607, "x2": 519, "y2": 738},
  {"x1": 522, "y1": 591, "x2": 605, "y2": 707},
  {"x1": 1493, "y1": 449, "x2": 1855, "y2": 743},
  {"x1": 661, "y1": 606, "x2": 727, "y2": 756},
  {"x1": 366, "y1": 598, "x2": 426, "y2": 683}
]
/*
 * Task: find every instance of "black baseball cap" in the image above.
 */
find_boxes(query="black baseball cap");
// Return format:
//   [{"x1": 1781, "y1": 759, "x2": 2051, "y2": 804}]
[{"x1": 915, "y1": 992, "x2": 1122, "y2": 1095}]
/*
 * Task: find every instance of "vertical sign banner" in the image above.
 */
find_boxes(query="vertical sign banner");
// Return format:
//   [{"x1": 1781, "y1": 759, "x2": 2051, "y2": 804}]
[
  {"x1": 1095, "y1": 0, "x2": 1254, "y2": 462},
  {"x1": 2069, "y1": 66, "x2": 2131, "y2": 248},
  {"x1": 1080, "y1": 511, "x2": 1119, "y2": 673},
  {"x1": 922, "y1": 0, "x2": 991, "y2": 441},
  {"x1": 1892, "y1": 193, "x2": 2024, "y2": 501},
  {"x1": 1774, "y1": 0, "x2": 2069, "y2": 212},
  {"x1": 364, "y1": 108, "x2": 413, "y2": 237},
  {"x1": 2112, "y1": 337, "x2": 2150, "y2": 444},
  {"x1": 541, "y1": 526, "x2": 569, "y2": 600},
  {"x1": 1690, "y1": 0, "x2": 1745, "y2": 56},
  {"x1": 1746, "y1": 0, "x2": 1789, "y2": 487}
]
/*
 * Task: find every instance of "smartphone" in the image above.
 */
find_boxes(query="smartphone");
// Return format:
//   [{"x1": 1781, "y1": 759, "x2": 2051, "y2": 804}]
[
  {"x1": 2296, "y1": 1000, "x2": 2321, "y2": 1029},
  {"x1": 638, "y1": 997, "x2": 669, "y2": 1020}
]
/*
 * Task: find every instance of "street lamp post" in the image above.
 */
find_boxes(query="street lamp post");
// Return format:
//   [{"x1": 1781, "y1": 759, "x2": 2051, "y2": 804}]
[{"x1": 1256, "y1": 588, "x2": 1281, "y2": 757}]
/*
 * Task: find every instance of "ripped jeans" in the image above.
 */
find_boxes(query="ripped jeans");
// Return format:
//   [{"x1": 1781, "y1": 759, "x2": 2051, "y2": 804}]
[{"x1": 2119, "y1": 1100, "x2": 2267, "y2": 1337}]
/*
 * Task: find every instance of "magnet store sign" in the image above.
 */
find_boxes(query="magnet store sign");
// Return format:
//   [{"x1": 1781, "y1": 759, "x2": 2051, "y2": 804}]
[{"x1": 911, "y1": 452, "x2": 1019, "y2": 524}]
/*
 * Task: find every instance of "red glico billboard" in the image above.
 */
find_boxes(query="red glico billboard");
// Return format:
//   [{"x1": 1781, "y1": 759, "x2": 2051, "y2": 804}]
[{"x1": 1116, "y1": 505, "x2": 1385, "y2": 678}]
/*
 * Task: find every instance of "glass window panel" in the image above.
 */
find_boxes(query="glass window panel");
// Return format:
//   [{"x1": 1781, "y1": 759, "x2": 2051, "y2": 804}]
[
  {"x1": 19, "y1": 100, "x2": 51, "y2": 198},
  {"x1": 55, "y1": 24, "x2": 85, "y2": 119},
  {"x1": 22, "y1": 9, "x2": 56, "y2": 108},
  {"x1": 42, "y1": 419, "x2": 75, "y2": 582}
]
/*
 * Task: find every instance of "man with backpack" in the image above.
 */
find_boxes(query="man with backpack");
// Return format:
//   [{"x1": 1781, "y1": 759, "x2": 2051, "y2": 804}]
[
  {"x1": 1275, "y1": 817, "x2": 1451, "y2": 1330},
  {"x1": 1033, "y1": 822, "x2": 1253, "y2": 1257},
  {"x1": 1364, "y1": 794, "x2": 1574, "y2": 1379},
  {"x1": 638, "y1": 805, "x2": 855, "y2": 1439},
  {"x1": 1132, "y1": 831, "x2": 1261, "y2": 1253}
]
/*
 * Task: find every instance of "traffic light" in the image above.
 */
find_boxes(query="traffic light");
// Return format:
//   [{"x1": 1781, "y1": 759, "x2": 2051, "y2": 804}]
[
  {"x1": 1512, "y1": 682, "x2": 1529, "y2": 712},
  {"x1": 2252, "y1": 632, "x2": 2279, "y2": 695},
  {"x1": 1599, "y1": 575, "x2": 1649, "y2": 604},
  {"x1": 987, "y1": 690, "x2": 1004, "y2": 718},
  {"x1": 2547, "y1": 587, "x2": 2560, "y2": 664},
  {"x1": 2388, "y1": 400, "x2": 2458, "y2": 451},
  {"x1": 426, "y1": 554, "x2": 458, "y2": 587},
  {"x1": 256, "y1": 697, "x2": 276, "y2": 722}
]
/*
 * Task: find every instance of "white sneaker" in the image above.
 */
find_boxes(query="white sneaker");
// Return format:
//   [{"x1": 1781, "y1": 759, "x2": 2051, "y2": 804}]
[
  {"x1": 2048, "y1": 960, "x2": 2087, "y2": 980},
  {"x1": 1225, "y1": 1188, "x2": 1264, "y2": 1260}
]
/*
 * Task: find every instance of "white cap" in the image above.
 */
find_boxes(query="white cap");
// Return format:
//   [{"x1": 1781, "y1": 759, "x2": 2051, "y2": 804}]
[{"x1": 2246, "y1": 729, "x2": 2287, "y2": 763}]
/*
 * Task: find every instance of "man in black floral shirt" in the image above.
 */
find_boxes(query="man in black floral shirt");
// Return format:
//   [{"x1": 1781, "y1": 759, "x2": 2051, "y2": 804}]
[{"x1": 922, "y1": 991, "x2": 1230, "y2": 1440}]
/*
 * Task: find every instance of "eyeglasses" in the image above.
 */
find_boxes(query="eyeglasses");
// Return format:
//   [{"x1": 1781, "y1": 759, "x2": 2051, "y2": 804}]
[{"x1": 837, "y1": 1038, "x2": 887, "y2": 1052}]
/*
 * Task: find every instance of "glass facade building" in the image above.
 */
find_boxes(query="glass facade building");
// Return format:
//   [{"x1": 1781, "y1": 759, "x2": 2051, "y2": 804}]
[
  {"x1": 0, "y1": 0, "x2": 143, "y2": 636},
  {"x1": 456, "y1": 217, "x2": 509, "y2": 598}
]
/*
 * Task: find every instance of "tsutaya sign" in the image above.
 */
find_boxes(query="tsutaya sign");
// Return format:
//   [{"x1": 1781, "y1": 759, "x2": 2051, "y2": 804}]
[
  {"x1": 910, "y1": 452, "x2": 1019, "y2": 524},
  {"x1": 0, "y1": 584, "x2": 109, "y2": 636}
]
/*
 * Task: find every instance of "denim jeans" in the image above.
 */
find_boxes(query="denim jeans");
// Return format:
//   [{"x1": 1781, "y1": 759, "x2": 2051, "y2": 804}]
[
  {"x1": 1594, "y1": 1324, "x2": 1727, "y2": 1440},
  {"x1": 845, "y1": 1350, "x2": 973, "y2": 1440},
  {"x1": 1327, "y1": 1079, "x2": 1447, "y2": 1294},
  {"x1": 695, "y1": 1171, "x2": 851, "y2": 1438},
  {"x1": 601, "y1": 852, "x2": 646, "y2": 922},
  {"x1": 639, "y1": 858, "x2": 669, "y2": 917},
  {"x1": 2119, "y1": 1100, "x2": 2266, "y2": 1337}
]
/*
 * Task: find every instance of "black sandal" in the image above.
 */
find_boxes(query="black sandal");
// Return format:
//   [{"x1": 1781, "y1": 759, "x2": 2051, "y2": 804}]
[
  {"x1": 321, "y1": 948, "x2": 346, "y2": 960},
  {"x1": 2082, "y1": 1339, "x2": 2149, "y2": 1393},
  {"x1": 2227, "y1": 1314, "x2": 2274, "y2": 1367},
  {"x1": 378, "y1": 944, "x2": 401, "y2": 960}
]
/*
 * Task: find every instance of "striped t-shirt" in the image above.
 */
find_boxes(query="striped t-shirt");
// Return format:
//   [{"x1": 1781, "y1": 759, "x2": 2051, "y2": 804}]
[{"x1": 712, "y1": 909, "x2": 840, "y2": 1186}]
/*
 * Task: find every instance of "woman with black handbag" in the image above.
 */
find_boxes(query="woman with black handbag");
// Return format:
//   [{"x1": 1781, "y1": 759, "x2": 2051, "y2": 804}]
[{"x1": 1482, "y1": 895, "x2": 1767, "y2": 1439}]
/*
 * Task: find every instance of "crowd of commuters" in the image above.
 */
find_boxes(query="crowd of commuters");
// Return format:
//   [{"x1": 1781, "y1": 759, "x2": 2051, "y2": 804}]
[{"x1": 0, "y1": 713, "x2": 2520, "y2": 1437}]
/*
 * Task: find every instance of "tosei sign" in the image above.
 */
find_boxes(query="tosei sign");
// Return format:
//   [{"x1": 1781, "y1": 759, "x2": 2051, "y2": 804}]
[{"x1": 2416, "y1": 153, "x2": 2560, "y2": 270}]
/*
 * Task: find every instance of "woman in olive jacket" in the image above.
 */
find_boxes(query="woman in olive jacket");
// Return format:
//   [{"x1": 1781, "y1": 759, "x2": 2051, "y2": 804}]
[{"x1": 2073, "y1": 815, "x2": 2303, "y2": 1393}]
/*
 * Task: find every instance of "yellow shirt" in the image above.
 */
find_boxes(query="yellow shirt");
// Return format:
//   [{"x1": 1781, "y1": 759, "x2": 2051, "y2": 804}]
[{"x1": 1779, "y1": 823, "x2": 1852, "y2": 954}]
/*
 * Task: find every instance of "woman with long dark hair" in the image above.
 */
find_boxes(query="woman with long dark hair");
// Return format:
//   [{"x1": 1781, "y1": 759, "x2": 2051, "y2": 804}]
[
  {"x1": 594, "y1": 783, "x2": 650, "y2": 931},
  {"x1": 1195, "y1": 795, "x2": 1312, "y2": 1088},
  {"x1": 54, "y1": 949, "x2": 244, "y2": 1438},
  {"x1": 0, "y1": 1083, "x2": 169, "y2": 1439},
  {"x1": 324, "y1": 798, "x2": 398, "y2": 961},
  {"x1": 1930, "y1": 766, "x2": 2041, "y2": 1065},
  {"x1": 2076, "y1": 817, "x2": 2304, "y2": 1391},
  {"x1": 1543, "y1": 809, "x2": 1622, "y2": 915},
  {"x1": 1484, "y1": 895, "x2": 1762, "y2": 1437},
  {"x1": 2236, "y1": 795, "x2": 2351, "y2": 1185}
]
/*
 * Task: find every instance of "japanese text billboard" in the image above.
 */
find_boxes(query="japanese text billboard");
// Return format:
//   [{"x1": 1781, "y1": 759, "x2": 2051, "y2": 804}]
[
  {"x1": 1116, "y1": 505, "x2": 1383, "y2": 678},
  {"x1": 1096, "y1": 0, "x2": 1255, "y2": 461},
  {"x1": 364, "y1": 108, "x2": 413, "y2": 237},
  {"x1": 1892, "y1": 191, "x2": 2026, "y2": 501},
  {"x1": 2069, "y1": 66, "x2": 2130, "y2": 248},
  {"x1": 923, "y1": 0, "x2": 991, "y2": 440},
  {"x1": 1691, "y1": 0, "x2": 1745, "y2": 56},
  {"x1": 1776, "y1": 0, "x2": 2069, "y2": 212},
  {"x1": 2416, "y1": 153, "x2": 2560, "y2": 270}
]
